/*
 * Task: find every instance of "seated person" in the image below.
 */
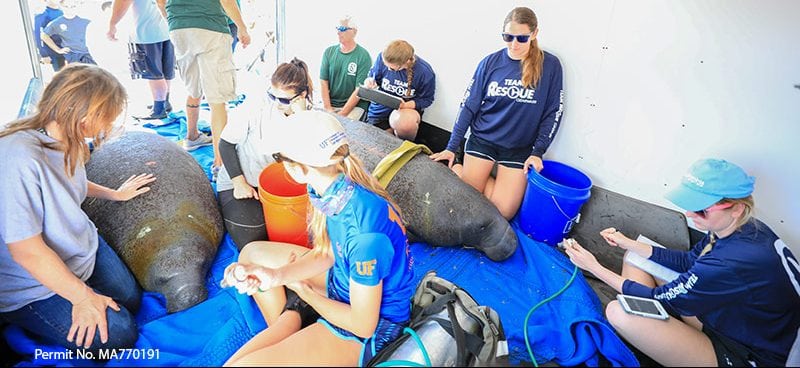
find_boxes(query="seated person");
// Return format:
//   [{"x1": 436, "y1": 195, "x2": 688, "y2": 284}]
[
  {"x1": 0, "y1": 64, "x2": 155, "y2": 354},
  {"x1": 430, "y1": 6, "x2": 564, "y2": 220},
  {"x1": 565, "y1": 158, "x2": 800, "y2": 367},
  {"x1": 345, "y1": 39, "x2": 435, "y2": 141},
  {"x1": 320, "y1": 15, "x2": 372, "y2": 121},
  {"x1": 217, "y1": 58, "x2": 313, "y2": 249},
  {"x1": 222, "y1": 111, "x2": 415, "y2": 366}
]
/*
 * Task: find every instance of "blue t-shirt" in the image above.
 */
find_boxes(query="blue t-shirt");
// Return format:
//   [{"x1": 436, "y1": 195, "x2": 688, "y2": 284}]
[
  {"x1": 314, "y1": 176, "x2": 414, "y2": 323},
  {"x1": 446, "y1": 49, "x2": 564, "y2": 157},
  {"x1": 43, "y1": 15, "x2": 91, "y2": 55},
  {"x1": 623, "y1": 220, "x2": 800, "y2": 366},
  {"x1": 366, "y1": 53, "x2": 436, "y2": 121},
  {"x1": 34, "y1": 7, "x2": 63, "y2": 57}
]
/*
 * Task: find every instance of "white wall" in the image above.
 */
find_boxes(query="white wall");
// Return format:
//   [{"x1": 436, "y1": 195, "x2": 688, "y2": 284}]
[
  {"x1": 2, "y1": 0, "x2": 36, "y2": 123},
  {"x1": 284, "y1": 1, "x2": 799, "y2": 251}
]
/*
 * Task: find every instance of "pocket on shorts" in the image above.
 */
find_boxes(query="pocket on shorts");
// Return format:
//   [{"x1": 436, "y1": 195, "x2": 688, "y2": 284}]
[
  {"x1": 128, "y1": 46, "x2": 147, "y2": 80},
  {"x1": 214, "y1": 59, "x2": 237, "y2": 102}
]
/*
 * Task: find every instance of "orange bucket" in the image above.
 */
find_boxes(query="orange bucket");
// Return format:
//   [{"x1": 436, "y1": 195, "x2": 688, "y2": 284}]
[{"x1": 258, "y1": 163, "x2": 310, "y2": 247}]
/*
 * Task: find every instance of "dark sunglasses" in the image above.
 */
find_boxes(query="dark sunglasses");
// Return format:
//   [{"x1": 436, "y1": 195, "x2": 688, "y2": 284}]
[
  {"x1": 267, "y1": 89, "x2": 303, "y2": 105},
  {"x1": 271, "y1": 152, "x2": 293, "y2": 163},
  {"x1": 501, "y1": 33, "x2": 533, "y2": 43},
  {"x1": 693, "y1": 202, "x2": 734, "y2": 218},
  {"x1": 335, "y1": 26, "x2": 353, "y2": 32}
]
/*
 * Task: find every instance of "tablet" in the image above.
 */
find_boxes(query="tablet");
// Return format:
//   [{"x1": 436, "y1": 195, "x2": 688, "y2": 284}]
[
  {"x1": 357, "y1": 87, "x2": 403, "y2": 110},
  {"x1": 616, "y1": 294, "x2": 669, "y2": 320}
]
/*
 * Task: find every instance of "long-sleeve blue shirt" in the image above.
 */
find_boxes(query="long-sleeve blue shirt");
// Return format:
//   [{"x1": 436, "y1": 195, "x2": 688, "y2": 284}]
[
  {"x1": 366, "y1": 53, "x2": 436, "y2": 121},
  {"x1": 623, "y1": 220, "x2": 800, "y2": 366},
  {"x1": 446, "y1": 49, "x2": 564, "y2": 157}
]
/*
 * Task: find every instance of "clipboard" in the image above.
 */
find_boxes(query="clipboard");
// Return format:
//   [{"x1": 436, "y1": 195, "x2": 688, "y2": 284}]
[{"x1": 357, "y1": 87, "x2": 403, "y2": 110}]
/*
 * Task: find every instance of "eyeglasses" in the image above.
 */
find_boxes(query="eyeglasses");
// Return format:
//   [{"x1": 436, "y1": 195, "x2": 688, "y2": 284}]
[
  {"x1": 501, "y1": 33, "x2": 533, "y2": 43},
  {"x1": 335, "y1": 26, "x2": 353, "y2": 32},
  {"x1": 693, "y1": 202, "x2": 734, "y2": 218},
  {"x1": 267, "y1": 89, "x2": 303, "y2": 105},
  {"x1": 271, "y1": 152, "x2": 293, "y2": 163}
]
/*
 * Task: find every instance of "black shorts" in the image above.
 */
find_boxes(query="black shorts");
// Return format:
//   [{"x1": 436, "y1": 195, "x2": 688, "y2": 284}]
[
  {"x1": 128, "y1": 40, "x2": 175, "y2": 80},
  {"x1": 368, "y1": 117, "x2": 391, "y2": 130},
  {"x1": 703, "y1": 326, "x2": 759, "y2": 367},
  {"x1": 465, "y1": 134, "x2": 530, "y2": 169}
]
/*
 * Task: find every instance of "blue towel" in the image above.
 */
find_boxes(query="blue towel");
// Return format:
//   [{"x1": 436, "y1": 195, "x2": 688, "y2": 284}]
[
  {"x1": 4, "y1": 117, "x2": 638, "y2": 366},
  {"x1": 406, "y1": 219, "x2": 639, "y2": 367}
]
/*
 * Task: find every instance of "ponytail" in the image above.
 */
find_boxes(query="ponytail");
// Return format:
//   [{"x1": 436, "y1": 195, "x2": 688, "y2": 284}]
[
  {"x1": 504, "y1": 7, "x2": 543, "y2": 88},
  {"x1": 382, "y1": 40, "x2": 416, "y2": 97},
  {"x1": 308, "y1": 145, "x2": 403, "y2": 257},
  {"x1": 272, "y1": 57, "x2": 314, "y2": 103}
]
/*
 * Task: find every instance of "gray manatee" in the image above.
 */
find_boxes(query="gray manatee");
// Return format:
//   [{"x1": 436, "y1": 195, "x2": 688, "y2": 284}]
[
  {"x1": 336, "y1": 116, "x2": 518, "y2": 261},
  {"x1": 82, "y1": 131, "x2": 223, "y2": 313}
]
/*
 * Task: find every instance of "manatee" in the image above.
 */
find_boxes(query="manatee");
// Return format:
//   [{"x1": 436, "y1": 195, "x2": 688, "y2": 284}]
[
  {"x1": 336, "y1": 116, "x2": 518, "y2": 261},
  {"x1": 82, "y1": 131, "x2": 223, "y2": 313}
]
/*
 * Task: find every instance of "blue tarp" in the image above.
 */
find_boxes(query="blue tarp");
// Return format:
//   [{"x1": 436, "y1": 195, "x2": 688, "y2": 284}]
[{"x1": 3, "y1": 112, "x2": 638, "y2": 366}]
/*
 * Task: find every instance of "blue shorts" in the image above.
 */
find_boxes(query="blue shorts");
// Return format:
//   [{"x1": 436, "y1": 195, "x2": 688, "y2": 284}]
[
  {"x1": 465, "y1": 134, "x2": 530, "y2": 169},
  {"x1": 128, "y1": 40, "x2": 175, "y2": 80},
  {"x1": 320, "y1": 272, "x2": 408, "y2": 366}
]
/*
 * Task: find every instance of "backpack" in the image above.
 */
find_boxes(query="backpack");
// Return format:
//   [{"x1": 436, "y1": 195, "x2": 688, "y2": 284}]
[{"x1": 368, "y1": 271, "x2": 508, "y2": 367}]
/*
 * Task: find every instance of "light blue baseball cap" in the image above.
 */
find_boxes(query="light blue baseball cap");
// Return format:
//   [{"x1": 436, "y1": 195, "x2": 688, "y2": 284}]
[{"x1": 665, "y1": 159, "x2": 755, "y2": 211}]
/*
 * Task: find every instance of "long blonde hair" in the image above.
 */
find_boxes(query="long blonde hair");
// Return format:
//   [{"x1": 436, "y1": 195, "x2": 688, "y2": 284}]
[
  {"x1": 382, "y1": 40, "x2": 416, "y2": 97},
  {"x1": 307, "y1": 145, "x2": 402, "y2": 257},
  {"x1": 0, "y1": 64, "x2": 127, "y2": 176},
  {"x1": 504, "y1": 7, "x2": 544, "y2": 88}
]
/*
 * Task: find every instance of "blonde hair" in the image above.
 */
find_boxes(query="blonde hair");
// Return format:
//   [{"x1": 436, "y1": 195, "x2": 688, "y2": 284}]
[
  {"x1": 504, "y1": 7, "x2": 543, "y2": 88},
  {"x1": 0, "y1": 64, "x2": 127, "y2": 176},
  {"x1": 720, "y1": 196, "x2": 755, "y2": 230},
  {"x1": 382, "y1": 40, "x2": 415, "y2": 97},
  {"x1": 306, "y1": 145, "x2": 402, "y2": 257}
]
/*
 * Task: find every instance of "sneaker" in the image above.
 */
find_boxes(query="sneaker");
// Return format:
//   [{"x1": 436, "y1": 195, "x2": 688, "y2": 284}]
[
  {"x1": 146, "y1": 101, "x2": 173, "y2": 113},
  {"x1": 133, "y1": 109, "x2": 168, "y2": 121},
  {"x1": 183, "y1": 133, "x2": 213, "y2": 151}
]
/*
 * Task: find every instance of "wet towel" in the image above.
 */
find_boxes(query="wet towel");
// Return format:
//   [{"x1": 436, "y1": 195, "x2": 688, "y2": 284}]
[{"x1": 372, "y1": 140, "x2": 432, "y2": 188}]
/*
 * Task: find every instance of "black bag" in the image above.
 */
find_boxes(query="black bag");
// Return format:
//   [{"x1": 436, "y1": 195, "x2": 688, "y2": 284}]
[{"x1": 368, "y1": 271, "x2": 508, "y2": 367}]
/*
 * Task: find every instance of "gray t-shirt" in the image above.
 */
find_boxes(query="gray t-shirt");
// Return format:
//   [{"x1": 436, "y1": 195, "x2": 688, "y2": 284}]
[
  {"x1": 0, "y1": 130, "x2": 98, "y2": 312},
  {"x1": 216, "y1": 98, "x2": 286, "y2": 192}
]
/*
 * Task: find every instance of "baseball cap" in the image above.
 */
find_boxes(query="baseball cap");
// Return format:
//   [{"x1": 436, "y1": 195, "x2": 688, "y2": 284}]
[
  {"x1": 274, "y1": 110, "x2": 349, "y2": 167},
  {"x1": 664, "y1": 158, "x2": 755, "y2": 211}
]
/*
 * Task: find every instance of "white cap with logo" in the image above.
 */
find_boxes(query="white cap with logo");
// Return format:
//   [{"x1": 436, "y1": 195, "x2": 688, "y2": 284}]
[{"x1": 275, "y1": 110, "x2": 349, "y2": 167}]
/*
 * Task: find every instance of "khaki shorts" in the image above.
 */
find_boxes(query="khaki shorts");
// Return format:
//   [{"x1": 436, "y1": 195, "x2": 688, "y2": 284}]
[{"x1": 170, "y1": 28, "x2": 236, "y2": 103}]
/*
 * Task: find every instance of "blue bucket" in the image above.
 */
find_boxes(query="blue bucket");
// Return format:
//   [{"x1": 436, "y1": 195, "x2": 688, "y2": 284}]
[{"x1": 518, "y1": 160, "x2": 592, "y2": 245}]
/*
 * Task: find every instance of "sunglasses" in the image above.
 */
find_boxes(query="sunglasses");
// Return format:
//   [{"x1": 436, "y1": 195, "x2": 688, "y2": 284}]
[
  {"x1": 693, "y1": 202, "x2": 734, "y2": 218},
  {"x1": 335, "y1": 26, "x2": 353, "y2": 32},
  {"x1": 501, "y1": 33, "x2": 533, "y2": 43},
  {"x1": 271, "y1": 152, "x2": 293, "y2": 163},
  {"x1": 267, "y1": 89, "x2": 303, "y2": 105}
]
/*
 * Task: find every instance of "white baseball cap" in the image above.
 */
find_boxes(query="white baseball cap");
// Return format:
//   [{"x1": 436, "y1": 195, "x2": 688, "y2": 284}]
[{"x1": 273, "y1": 110, "x2": 349, "y2": 167}]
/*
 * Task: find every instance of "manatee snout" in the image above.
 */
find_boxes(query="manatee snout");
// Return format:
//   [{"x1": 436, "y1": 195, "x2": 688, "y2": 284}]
[
  {"x1": 148, "y1": 241, "x2": 213, "y2": 313},
  {"x1": 467, "y1": 217, "x2": 518, "y2": 261}
]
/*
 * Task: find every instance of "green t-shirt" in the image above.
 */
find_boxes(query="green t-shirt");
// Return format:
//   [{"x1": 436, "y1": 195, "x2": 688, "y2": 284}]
[
  {"x1": 166, "y1": 0, "x2": 230, "y2": 34},
  {"x1": 320, "y1": 44, "x2": 372, "y2": 110}
]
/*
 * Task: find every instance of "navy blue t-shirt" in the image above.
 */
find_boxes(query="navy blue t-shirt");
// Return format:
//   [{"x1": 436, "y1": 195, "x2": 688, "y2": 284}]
[
  {"x1": 366, "y1": 53, "x2": 436, "y2": 121},
  {"x1": 623, "y1": 220, "x2": 800, "y2": 366},
  {"x1": 447, "y1": 49, "x2": 564, "y2": 157},
  {"x1": 43, "y1": 16, "x2": 91, "y2": 55},
  {"x1": 320, "y1": 178, "x2": 415, "y2": 323}
]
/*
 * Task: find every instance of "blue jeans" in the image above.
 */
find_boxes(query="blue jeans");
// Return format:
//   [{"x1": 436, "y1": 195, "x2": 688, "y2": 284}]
[{"x1": 0, "y1": 236, "x2": 142, "y2": 354}]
